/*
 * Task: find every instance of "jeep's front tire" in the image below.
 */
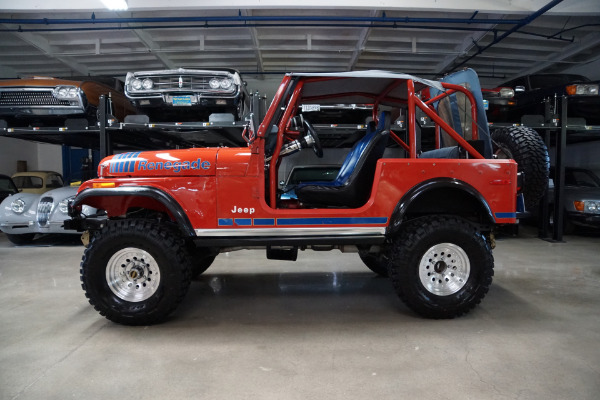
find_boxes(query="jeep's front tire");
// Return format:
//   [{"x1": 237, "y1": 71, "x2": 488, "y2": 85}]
[
  {"x1": 388, "y1": 216, "x2": 494, "y2": 319},
  {"x1": 80, "y1": 220, "x2": 192, "y2": 325}
]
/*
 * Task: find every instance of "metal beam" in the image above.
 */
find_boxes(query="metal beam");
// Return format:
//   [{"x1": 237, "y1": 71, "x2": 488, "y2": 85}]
[
  {"x1": 239, "y1": 9, "x2": 264, "y2": 73},
  {"x1": 347, "y1": 10, "x2": 378, "y2": 71},
  {"x1": 505, "y1": 32, "x2": 600, "y2": 79},
  {"x1": 131, "y1": 29, "x2": 176, "y2": 69},
  {"x1": 5, "y1": 29, "x2": 89, "y2": 75},
  {"x1": 4, "y1": 0, "x2": 599, "y2": 14}
]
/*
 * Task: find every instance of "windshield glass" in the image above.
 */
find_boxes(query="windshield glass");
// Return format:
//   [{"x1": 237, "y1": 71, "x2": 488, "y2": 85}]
[
  {"x1": 13, "y1": 176, "x2": 43, "y2": 189},
  {"x1": 0, "y1": 177, "x2": 18, "y2": 193},
  {"x1": 565, "y1": 169, "x2": 600, "y2": 188}
]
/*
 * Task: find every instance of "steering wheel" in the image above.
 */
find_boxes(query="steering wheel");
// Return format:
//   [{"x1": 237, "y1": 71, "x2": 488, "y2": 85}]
[{"x1": 300, "y1": 115, "x2": 323, "y2": 158}]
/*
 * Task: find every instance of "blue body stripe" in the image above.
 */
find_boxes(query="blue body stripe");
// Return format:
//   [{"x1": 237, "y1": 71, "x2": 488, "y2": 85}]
[
  {"x1": 495, "y1": 212, "x2": 516, "y2": 219},
  {"x1": 254, "y1": 218, "x2": 275, "y2": 226},
  {"x1": 217, "y1": 217, "x2": 388, "y2": 228},
  {"x1": 111, "y1": 152, "x2": 141, "y2": 174},
  {"x1": 277, "y1": 217, "x2": 388, "y2": 226}
]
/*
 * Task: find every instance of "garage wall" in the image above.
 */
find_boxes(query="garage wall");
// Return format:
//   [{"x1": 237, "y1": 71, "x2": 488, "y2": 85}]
[{"x1": 0, "y1": 137, "x2": 62, "y2": 176}]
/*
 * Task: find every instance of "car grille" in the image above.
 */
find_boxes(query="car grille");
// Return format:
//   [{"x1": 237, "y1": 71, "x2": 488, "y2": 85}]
[
  {"x1": 37, "y1": 197, "x2": 54, "y2": 227},
  {"x1": 143, "y1": 75, "x2": 226, "y2": 92},
  {"x1": 0, "y1": 91, "x2": 71, "y2": 106}
]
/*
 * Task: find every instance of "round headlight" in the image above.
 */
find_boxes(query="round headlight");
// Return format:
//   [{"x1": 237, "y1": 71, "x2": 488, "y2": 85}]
[
  {"x1": 57, "y1": 87, "x2": 68, "y2": 97},
  {"x1": 587, "y1": 201, "x2": 597, "y2": 212},
  {"x1": 59, "y1": 198, "x2": 73, "y2": 214},
  {"x1": 11, "y1": 198, "x2": 26, "y2": 214},
  {"x1": 220, "y1": 79, "x2": 233, "y2": 89},
  {"x1": 209, "y1": 78, "x2": 221, "y2": 89},
  {"x1": 131, "y1": 79, "x2": 143, "y2": 90},
  {"x1": 142, "y1": 78, "x2": 154, "y2": 90},
  {"x1": 67, "y1": 87, "x2": 78, "y2": 98},
  {"x1": 499, "y1": 88, "x2": 515, "y2": 98}
]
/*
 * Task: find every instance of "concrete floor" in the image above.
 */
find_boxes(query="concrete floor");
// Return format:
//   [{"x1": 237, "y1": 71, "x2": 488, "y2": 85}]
[{"x1": 0, "y1": 227, "x2": 599, "y2": 400}]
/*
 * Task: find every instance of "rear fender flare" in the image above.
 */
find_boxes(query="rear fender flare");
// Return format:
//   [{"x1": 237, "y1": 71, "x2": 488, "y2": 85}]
[{"x1": 388, "y1": 178, "x2": 494, "y2": 235}]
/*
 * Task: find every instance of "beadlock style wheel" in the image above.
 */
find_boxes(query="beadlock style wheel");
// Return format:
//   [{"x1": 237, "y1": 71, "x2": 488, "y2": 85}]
[
  {"x1": 106, "y1": 247, "x2": 161, "y2": 302},
  {"x1": 418, "y1": 243, "x2": 470, "y2": 296},
  {"x1": 80, "y1": 220, "x2": 192, "y2": 325},
  {"x1": 388, "y1": 216, "x2": 494, "y2": 319}
]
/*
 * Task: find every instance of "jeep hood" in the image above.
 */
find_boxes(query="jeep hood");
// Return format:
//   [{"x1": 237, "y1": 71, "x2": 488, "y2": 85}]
[{"x1": 99, "y1": 149, "x2": 217, "y2": 178}]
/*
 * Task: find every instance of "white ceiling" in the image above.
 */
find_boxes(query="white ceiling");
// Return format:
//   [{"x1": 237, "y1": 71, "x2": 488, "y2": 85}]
[{"x1": 1, "y1": 0, "x2": 599, "y2": 87}]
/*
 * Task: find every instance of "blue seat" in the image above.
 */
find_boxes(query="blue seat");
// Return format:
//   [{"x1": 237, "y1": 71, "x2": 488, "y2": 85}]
[{"x1": 295, "y1": 111, "x2": 390, "y2": 207}]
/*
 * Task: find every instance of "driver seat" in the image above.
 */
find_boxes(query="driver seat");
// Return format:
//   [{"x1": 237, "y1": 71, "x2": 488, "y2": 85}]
[{"x1": 295, "y1": 111, "x2": 390, "y2": 208}]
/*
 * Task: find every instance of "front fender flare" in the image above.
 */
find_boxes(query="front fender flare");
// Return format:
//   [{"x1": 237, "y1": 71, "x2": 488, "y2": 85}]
[{"x1": 70, "y1": 186, "x2": 195, "y2": 237}]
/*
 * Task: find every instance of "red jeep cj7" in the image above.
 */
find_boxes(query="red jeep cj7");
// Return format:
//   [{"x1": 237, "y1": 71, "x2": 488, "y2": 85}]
[{"x1": 66, "y1": 69, "x2": 537, "y2": 325}]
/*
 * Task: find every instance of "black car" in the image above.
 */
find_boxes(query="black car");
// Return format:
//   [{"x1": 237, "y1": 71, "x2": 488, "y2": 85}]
[
  {"x1": 483, "y1": 74, "x2": 600, "y2": 126},
  {"x1": 0, "y1": 174, "x2": 19, "y2": 202},
  {"x1": 125, "y1": 68, "x2": 250, "y2": 123},
  {"x1": 547, "y1": 167, "x2": 600, "y2": 233}
]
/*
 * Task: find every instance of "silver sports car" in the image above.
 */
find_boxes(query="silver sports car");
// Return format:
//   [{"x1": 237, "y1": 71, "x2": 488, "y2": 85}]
[{"x1": 0, "y1": 186, "x2": 96, "y2": 245}]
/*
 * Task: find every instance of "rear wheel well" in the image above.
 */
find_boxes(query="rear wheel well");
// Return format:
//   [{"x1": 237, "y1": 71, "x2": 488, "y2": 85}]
[
  {"x1": 406, "y1": 188, "x2": 490, "y2": 221},
  {"x1": 390, "y1": 184, "x2": 495, "y2": 234}
]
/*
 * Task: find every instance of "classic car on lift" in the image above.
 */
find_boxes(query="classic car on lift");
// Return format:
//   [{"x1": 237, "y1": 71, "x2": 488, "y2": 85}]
[
  {"x1": 124, "y1": 68, "x2": 250, "y2": 123},
  {"x1": 0, "y1": 76, "x2": 137, "y2": 128},
  {"x1": 482, "y1": 73, "x2": 600, "y2": 126}
]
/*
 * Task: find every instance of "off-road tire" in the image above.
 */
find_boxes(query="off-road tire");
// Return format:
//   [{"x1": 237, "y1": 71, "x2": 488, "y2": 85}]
[
  {"x1": 6, "y1": 233, "x2": 35, "y2": 245},
  {"x1": 358, "y1": 250, "x2": 389, "y2": 277},
  {"x1": 491, "y1": 126, "x2": 549, "y2": 209},
  {"x1": 388, "y1": 216, "x2": 494, "y2": 319},
  {"x1": 80, "y1": 219, "x2": 192, "y2": 325}
]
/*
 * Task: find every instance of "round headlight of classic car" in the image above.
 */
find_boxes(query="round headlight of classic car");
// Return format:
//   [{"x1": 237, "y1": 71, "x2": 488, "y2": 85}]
[
  {"x1": 53, "y1": 86, "x2": 79, "y2": 100},
  {"x1": 11, "y1": 198, "x2": 26, "y2": 214},
  {"x1": 587, "y1": 201, "x2": 598, "y2": 212},
  {"x1": 209, "y1": 78, "x2": 221, "y2": 89},
  {"x1": 131, "y1": 79, "x2": 143, "y2": 90},
  {"x1": 142, "y1": 78, "x2": 154, "y2": 90},
  {"x1": 58, "y1": 197, "x2": 73, "y2": 214},
  {"x1": 220, "y1": 79, "x2": 233, "y2": 89}
]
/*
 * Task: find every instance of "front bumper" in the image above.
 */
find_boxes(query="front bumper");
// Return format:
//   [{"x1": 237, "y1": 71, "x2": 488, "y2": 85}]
[
  {"x1": 0, "y1": 220, "x2": 77, "y2": 235},
  {"x1": 566, "y1": 211, "x2": 600, "y2": 229}
]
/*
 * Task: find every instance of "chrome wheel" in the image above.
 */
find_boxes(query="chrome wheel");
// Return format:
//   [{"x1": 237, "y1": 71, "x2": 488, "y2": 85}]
[
  {"x1": 418, "y1": 243, "x2": 470, "y2": 296},
  {"x1": 106, "y1": 247, "x2": 161, "y2": 302}
]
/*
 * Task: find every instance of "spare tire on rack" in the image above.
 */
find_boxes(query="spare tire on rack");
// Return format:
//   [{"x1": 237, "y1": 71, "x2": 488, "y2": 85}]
[{"x1": 491, "y1": 126, "x2": 549, "y2": 210}]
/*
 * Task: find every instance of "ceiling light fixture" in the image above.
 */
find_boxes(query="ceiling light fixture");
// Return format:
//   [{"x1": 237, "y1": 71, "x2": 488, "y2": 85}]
[{"x1": 101, "y1": 0, "x2": 128, "y2": 11}]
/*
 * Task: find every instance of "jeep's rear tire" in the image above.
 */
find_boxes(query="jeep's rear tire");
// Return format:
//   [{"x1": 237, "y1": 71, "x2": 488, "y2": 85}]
[
  {"x1": 6, "y1": 233, "x2": 35, "y2": 245},
  {"x1": 388, "y1": 216, "x2": 494, "y2": 319},
  {"x1": 358, "y1": 250, "x2": 388, "y2": 277},
  {"x1": 491, "y1": 126, "x2": 549, "y2": 209},
  {"x1": 80, "y1": 220, "x2": 192, "y2": 325}
]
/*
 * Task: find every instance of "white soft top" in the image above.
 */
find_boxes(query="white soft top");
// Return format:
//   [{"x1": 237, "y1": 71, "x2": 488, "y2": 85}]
[
  {"x1": 286, "y1": 70, "x2": 444, "y2": 105},
  {"x1": 288, "y1": 70, "x2": 444, "y2": 91}
]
